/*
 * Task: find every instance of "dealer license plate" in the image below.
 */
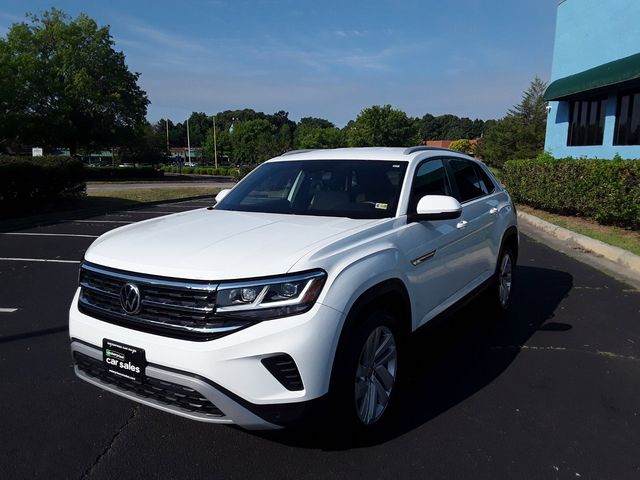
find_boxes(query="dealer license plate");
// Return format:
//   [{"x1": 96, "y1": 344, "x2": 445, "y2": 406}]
[{"x1": 103, "y1": 339, "x2": 146, "y2": 382}]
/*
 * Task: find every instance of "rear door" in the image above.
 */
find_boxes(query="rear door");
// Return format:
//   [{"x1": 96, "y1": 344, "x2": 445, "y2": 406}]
[{"x1": 445, "y1": 157, "x2": 499, "y2": 283}]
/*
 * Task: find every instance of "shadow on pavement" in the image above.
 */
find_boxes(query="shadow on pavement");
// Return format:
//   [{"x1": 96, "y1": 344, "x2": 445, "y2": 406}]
[
  {"x1": 0, "y1": 325, "x2": 68, "y2": 344},
  {"x1": 257, "y1": 264, "x2": 573, "y2": 450}
]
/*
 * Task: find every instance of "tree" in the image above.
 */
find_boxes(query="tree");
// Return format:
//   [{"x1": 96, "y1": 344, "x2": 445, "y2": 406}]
[
  {"x1": 417, "y1": 114, "x2": 488, "y2": 141},
  {"x1": 294, "y1": 116, "x2": 345, "y2": 149},
  {"x1": 0, "y1": 9, "x2": 149, "y2": 153},
  {"x1": 230, "y1": 119, "x2": 282, "y2": 164},
  {"x1": 185, "y1": 112, "x2": 211, "y2": 147},
  {"x1": 449, "y1": 139, "x2": 476, "y2": 156},
  {"x1": 476, "y1": 77, "x2": 548, "y2": 167},
  {"x1": 298, "y1": 117, "x2": 335, "y2": 129},
  {"x1": 203, "y1": 128, "x2": 232, "y2": 161},
  {"x1": 347, "y1": 105, "x2": 419, "y2": 147},
  {"x1": 295, "y1": 126, "x2": 346, "y2": 149}
]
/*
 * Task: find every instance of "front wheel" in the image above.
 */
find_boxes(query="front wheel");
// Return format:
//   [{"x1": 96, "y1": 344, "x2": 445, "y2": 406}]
[
  {"x1": 331, "y1": 311, "x2": 401, "y2": 431},
  {"x1": 354, "y1": 324, "x2": 398, "y2": 425}
]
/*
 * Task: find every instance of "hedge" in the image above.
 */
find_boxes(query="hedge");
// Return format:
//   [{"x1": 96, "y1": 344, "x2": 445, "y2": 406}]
[
  {"x1": 0, "y1": 156, "x2": 86, "y2": 214},
  {"x1": 83, "y1": 166, "x2": 163, "y2": 180},
  {"x1": 502, "y1": 158, "x2": 640, "y2": 229},
  {"x1": 162, "y1": 166, "x2": 234, "y2": 175},
  {"x1": 161, "y1": 165, "x2": 253, "y2": 180}
]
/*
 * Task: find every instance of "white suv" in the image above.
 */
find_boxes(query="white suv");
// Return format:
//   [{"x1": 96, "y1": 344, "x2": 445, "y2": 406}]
[{"x1": 69, "y1": 147, "x2": 518, "y2": 430}]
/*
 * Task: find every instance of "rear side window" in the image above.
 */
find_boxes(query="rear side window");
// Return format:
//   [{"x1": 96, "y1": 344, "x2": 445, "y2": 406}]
[
  {"x1": 448, "y1": 158, "x2": 489, "y2": 202},
  {"x1": 408, "y1": 159, "x2": 450, "y2": 213},
  {"x1": 474, "y1": 164, "x2": 496, "y2": 195}
]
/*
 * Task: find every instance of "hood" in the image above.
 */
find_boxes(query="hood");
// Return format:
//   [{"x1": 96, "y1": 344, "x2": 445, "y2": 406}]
[{"x1": 85, "y1": 208, "x2": 378, "y2": 280}]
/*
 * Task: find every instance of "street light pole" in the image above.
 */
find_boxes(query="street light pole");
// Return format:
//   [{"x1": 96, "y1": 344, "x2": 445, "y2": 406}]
[
  {"x1": 186, "y1": 118, "x2": 191, "y2": 164},
  {"x1": 213, "y1": 115, "x2": 218, "y2": 169},
  {"x1": 165, "y1": 118, "x2": 170, "y2": 155}
]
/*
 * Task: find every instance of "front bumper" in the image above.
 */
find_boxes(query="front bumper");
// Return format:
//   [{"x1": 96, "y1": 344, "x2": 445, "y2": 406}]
[{"x1": 69, "y1": 289, "x2": 343, "y2": 430}]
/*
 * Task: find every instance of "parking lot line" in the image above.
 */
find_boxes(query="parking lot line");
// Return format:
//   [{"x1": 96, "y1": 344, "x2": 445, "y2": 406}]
[
  {"x1": 72, "y1": 220, "x2": 134, "y2": 224},
  {"x1": 0, "y1": 308, "x2": 18, "y2": 313},
  {"x1": 0, "y1": 257, "x2": 81, "y2": 264},
  {"x1": 1, "y1": 232, "x2": 99, "y2": 238}
]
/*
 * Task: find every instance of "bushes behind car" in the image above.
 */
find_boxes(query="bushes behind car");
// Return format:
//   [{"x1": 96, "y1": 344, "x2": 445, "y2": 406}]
[
  {"x1": 502, "y1": 156, "x2": 640, "y2": 229},
  {"x1": 161, "y1": 165, "x2": 254, "y2": 181},
  {"x1": 83, "y1": 166, "x2": 163, "y2": 180},
  {"x1": 0, "y1": 156, "x2": 86, "y2": 214}
]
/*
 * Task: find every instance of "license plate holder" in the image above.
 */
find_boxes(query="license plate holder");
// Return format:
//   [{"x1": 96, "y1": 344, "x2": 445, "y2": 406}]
[{"x1": 103, "y1": 339, "x2": 146, "y2": 382}]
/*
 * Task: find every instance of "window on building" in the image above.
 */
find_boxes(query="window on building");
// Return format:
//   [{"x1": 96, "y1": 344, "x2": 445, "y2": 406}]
[
  {"x1": 567, "y1": 98, "x2": 607, "y2": 146},
  {"x1": 614, "y1": 90, "x2": 640, "y2": 145}
]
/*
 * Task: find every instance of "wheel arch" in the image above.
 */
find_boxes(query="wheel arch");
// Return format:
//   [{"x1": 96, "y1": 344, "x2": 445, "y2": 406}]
[
  {"x1": 500, "y1": 225, "x2": 519, "y2": 266},
  {"x1": 328, "y1": 278, "x2": 412, "y2": 391}
]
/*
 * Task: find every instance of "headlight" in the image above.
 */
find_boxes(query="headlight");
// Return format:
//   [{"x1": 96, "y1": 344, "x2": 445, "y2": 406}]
[{"x1": 215, "y1": 270, "x2": 327, "y2": 320}]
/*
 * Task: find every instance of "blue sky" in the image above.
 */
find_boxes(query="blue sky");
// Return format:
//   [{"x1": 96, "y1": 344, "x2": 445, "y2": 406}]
[{"x1": 0, "y1": 1, "x2": 558, "y2": 126}]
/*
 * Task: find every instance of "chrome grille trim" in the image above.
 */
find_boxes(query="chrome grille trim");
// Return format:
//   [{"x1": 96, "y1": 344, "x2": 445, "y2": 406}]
[
  {"x1": 81, "y1": 262, "x2": 218, "y2": 292},
  {"x1": 78, "y1": 261, "x2": 250, "y2": 340}
]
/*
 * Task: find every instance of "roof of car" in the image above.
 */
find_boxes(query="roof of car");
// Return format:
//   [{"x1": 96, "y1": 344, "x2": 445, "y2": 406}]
[{"x1": 269, "y1": 146, "x2": 470, "y2": 164}]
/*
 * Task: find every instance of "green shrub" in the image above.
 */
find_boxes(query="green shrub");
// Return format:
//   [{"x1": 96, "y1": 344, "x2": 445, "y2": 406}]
[
  {"x1": 503, "y1": 158, "x2": 640, "y2": 229},
  {"x1": 160, "y1": 166, "x2": 247, "y2": 177},
  {"x1": 83, "y1": 166, "x2": 163, "y2": 180},
  {"x1": 0, "y1": 156, "x2": 86, "y2": 214}
]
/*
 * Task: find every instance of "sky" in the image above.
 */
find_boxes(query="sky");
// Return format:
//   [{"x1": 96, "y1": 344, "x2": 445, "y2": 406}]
[{"x1": 0, "y1": 1, "x2": 559, "y2": 126}]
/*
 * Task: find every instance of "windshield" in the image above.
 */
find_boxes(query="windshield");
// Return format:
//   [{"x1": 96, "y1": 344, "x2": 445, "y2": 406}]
[{"x1": 216, "y1": 160, "x2": 408, "y2": 219}]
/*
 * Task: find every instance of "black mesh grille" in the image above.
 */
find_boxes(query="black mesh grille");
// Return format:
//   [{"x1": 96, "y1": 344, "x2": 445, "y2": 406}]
[
  {"x1": 78, "y1": 262, "x2": 249, "y2": 341},
  {"x1": 74, "y1": 352, "x2": 224, "y2": 417},
  {"x1": 261, "y1": 354, "x2": 304, "y2": 391}
]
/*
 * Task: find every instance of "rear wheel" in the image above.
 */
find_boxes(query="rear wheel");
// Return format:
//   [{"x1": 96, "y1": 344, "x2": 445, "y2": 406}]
[{"x1": 488, "y1": 246, "x2": 515, "y2": 314}]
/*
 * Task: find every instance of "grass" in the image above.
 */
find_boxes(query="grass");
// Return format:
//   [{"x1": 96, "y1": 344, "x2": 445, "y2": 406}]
[
  {"x1": 518, "y1": 204, "x2": 640, "y2": 256},
  {"x1": 87, "y1": 187, "x2": 219, "y2": 203}
]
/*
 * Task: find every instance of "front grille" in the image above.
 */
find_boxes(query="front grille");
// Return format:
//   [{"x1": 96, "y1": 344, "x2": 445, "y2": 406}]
[
  {"x1": 78, "y1": 262, "x2": 249, "y2": 340},
  {"x1": 74, "y1": 352, "x2": 224, "y2": 417}
]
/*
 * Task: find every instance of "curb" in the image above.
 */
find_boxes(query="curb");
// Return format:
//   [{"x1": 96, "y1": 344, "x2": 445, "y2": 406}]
[
  {"x1": 517, "y1": 211, "x2": 640, "y2": 274},
  {"x1": 0, "y1": 194, "x2": 216, "y2": 233}
]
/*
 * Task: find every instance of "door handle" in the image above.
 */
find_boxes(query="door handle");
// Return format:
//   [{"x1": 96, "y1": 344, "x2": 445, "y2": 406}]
[
  {"x1": 489, "y1": 207, "x2": 498, "y2": 215},
  {"x1": 456, "y1": 220, "x2": 468, "y2": 229}
]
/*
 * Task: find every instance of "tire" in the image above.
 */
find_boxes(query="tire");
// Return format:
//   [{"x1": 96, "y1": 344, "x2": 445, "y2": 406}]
[
  {"x1": 330, "y1": 310, "x2": 401, "y2": 432},
  {"x1": 488, "y1": 246, "x2": 515, "y2": 315}
]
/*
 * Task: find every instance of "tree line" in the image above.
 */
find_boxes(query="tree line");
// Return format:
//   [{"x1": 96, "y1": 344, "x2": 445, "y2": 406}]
[
  {"x1": 151, "y1": 107, "x2": 495, "y2": 164},
  {"x1": 0, "y1": 8, "x2": 547, "y2": 168}
]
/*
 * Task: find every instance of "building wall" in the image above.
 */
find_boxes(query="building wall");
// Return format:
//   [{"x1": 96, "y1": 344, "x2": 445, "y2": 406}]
[{"x1": 544, "y1": 0, "x2": 640, "y2": 159}]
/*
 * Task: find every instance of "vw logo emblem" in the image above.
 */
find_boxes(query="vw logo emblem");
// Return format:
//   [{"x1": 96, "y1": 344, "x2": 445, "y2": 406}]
[{"x1": 120, "y1": 283, "x2": 142, "y2": 315}]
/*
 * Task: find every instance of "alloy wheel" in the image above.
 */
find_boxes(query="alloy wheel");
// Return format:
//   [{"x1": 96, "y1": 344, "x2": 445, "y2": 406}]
[
  {"x1": 354, "y1": 326, "x2": 397, "y2": 425},
  {"x1": 499, "y1": 252, "x2": 513, "y2": 307}
]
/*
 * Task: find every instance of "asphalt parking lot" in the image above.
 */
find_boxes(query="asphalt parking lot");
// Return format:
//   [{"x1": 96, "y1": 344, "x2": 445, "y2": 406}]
[{"x1": 1, "y1": 200, "x2": 639, "y2": 479}]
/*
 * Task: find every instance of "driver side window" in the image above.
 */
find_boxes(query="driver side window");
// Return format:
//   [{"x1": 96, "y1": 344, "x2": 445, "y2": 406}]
[{"x1": 408, "y1": 159, "x2": 451, "y2": 213}]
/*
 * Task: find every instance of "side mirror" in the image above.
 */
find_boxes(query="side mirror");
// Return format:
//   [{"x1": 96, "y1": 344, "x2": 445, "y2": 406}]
[
  {"x1": 215, "y1": 188, "x2": 231, "y2": 204},
  {"x1": 410, "y1": 195, "x2": 462, "y2": 222}
]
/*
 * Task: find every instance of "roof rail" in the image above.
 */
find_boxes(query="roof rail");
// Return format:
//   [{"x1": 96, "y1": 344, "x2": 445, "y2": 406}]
[
  {"x1": 403, "y1": 146, "x2": 456, "y2": 155},
  {"x1": 280, "y1": 149, "x2": 317, "y2": 156}
]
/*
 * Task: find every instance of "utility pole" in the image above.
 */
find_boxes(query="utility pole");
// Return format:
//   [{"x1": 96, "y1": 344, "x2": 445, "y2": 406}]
[
  {"x1": 186, "y1": 118, "x2": 191, "y2": 164},
  {"x1": 213, "y1": 115, "x2": 218, "y2": 169},
  {"x1": 165, "y1": 119, "x2": 170, "y2": 154}
]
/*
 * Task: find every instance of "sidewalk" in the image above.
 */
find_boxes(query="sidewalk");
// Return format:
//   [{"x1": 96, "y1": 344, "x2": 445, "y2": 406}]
[{"x1": 518, "y1": 211, "x2": 640, "y2": 290}]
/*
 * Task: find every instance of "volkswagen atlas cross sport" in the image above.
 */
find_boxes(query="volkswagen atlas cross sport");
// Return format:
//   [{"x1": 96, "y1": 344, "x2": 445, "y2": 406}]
[{"x1": 69, "y1": 147, "x2": 518, "y2": 430}]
